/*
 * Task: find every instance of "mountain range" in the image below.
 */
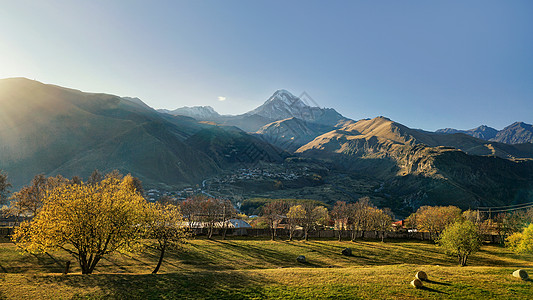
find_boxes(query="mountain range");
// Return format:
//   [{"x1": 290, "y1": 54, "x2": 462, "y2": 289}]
[
  {"x1": 436, "y1": 123, "x2": 533, "y2": 144},
  {"x1": 158, "y1": 89, "x2": 348, "y2": 132},
  {"x1": 1, "y1": 78, "x2": 532, "y2": 213}
]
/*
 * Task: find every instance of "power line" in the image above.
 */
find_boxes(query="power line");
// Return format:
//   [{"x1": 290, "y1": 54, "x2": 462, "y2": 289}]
[
  {"x1": 477, "y1": 203, "x2": 533, "y2": 214},
  {"x1": 477, "y1": 201, "x2": 533, "y2": 210}
]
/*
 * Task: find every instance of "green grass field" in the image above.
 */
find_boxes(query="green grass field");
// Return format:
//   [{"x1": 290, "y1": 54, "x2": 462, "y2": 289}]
[{"x1": 1, "y1": 236, "x2": 532, "y2": 299}]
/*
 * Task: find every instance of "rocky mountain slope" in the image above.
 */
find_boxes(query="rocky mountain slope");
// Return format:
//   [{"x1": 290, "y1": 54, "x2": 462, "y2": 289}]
[
  {"x1": 492, "y1": 122, "x2": 533, "y2": 144},
  {"x1": 255, "y1": 117, "x2": 335, "y2": 152},
  {"x1": 296, "y1": 117, "x2": 533, "y2": 209}
]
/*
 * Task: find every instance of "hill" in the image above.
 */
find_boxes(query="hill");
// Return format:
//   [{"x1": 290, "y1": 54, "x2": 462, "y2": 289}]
[
  {"x1": 296, "y1": 117, "x2": 533, "y2": 209},
  {"x1": 0, "y1": 78, "x2": 282, "y2": 189}
]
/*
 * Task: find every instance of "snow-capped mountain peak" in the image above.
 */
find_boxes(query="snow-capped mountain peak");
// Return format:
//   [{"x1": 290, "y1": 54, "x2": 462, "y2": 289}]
[
  {"x1": 245, "y1": 90, "x2": 345, "y2": 126},
  {"x1": 265, "y1": 89, "x2": 308, "y2": 108},
  {"x1": 162, "y1": 105, "x2": 220, "y2": 119}
]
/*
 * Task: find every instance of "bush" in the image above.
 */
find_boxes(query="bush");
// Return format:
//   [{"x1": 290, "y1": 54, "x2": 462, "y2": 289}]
[{"x1": 507, "y1": 223, "x2": 533, "y2": 254}]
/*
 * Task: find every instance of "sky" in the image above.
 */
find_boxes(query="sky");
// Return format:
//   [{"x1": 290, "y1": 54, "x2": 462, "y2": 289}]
[{"x1": 0, "y1": 0, "x2": 532, "y2": 131}]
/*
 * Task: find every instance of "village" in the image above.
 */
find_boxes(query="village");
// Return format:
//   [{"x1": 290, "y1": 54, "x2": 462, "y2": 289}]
[{"x1": 145, "y1": 165, "x2": 317, "y2": 202}]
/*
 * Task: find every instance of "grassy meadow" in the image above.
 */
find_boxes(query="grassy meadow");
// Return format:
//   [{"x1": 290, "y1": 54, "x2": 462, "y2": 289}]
[{"x1": 1, "y1": 236, "x2": 532, "y2": 299}]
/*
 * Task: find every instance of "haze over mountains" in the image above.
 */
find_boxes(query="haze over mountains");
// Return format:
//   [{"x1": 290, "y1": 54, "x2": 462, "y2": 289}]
[
  {"x1": 164, "y1": 89, "x2": 533, "y2": 146},
  {"x1": 1, "y1": 78, "x2": 532, "y2": 213},
  {"x1": 0, "y1": 78, "x2": 284, "y2": 190},
  {"x1": 159, "y1": 89, "x2": 348, "y2": 132}
]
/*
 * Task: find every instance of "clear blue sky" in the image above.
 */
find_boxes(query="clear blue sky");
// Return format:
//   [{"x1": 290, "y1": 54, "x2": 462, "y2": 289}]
[{"x1": 1, "y1": 0, "x2": 532, "y2": 131}]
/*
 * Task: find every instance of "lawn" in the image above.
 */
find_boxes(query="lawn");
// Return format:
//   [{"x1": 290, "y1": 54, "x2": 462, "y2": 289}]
[{"x1": 1, "y1": 236, "x2": 532, "y2": 299}]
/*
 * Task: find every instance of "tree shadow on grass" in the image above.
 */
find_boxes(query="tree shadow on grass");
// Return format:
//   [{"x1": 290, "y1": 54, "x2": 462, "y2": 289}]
[
  {"x1": 210, "y1": 239, "x2": 323, "y2": 268},
  {"x1": 32, "y1": 271, "x2": 275, "y2": 299}
]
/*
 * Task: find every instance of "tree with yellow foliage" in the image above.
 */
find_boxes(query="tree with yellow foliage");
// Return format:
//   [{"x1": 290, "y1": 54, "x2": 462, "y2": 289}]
[
  {"x1": 12, "y1": 175, "x2": 149, "y2": 274},
  {"x1": 407, "y1": 205, "x2": 462, "y2": 240},
  {"x1": 507, "y1": 224, "x2": 533, "y2": 254},
  {"x1": 146, "y1": 202, "x2": 189, "y2": 274},
  {"x1": 438, "y1": 220, "x2": 482, "y2": 266}
]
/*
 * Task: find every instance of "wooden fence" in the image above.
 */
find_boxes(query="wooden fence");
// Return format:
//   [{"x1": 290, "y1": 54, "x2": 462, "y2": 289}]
[
  {"x1": 1, "y1": 226, "x2": 503, "y2": 243},
  {"x1": 188, "y1": 228, "x2": 504, "y2": 243}
]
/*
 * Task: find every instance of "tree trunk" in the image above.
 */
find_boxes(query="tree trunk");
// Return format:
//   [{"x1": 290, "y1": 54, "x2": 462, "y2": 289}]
[
  {"x1": 153, "y1": 245, "x2": 166, "y2": 274},
  {"x1": 459, "y1": 253, "x2": 469, "y2": 266},
  {"x1": 79, "y1": 254, "x2": 90, "y2": 274},
  {"x1": 338, "y1": 229, "x2": 342, "y2": 242},
  {"x1": 222, "y1": 224, "x2": 228, "y2": 240},
  {"x1": 64, "y1": 261, "x2": 71, "y2": 275},
  {"x1": 87, "y1": 255, "x2": 101, "y2": 274},
  {"x1": 208, "y1": 225, "x2": 213, "y2": 239},
  {"x1": 271, "y1": 225, "x2": 276, "y2": 241}
]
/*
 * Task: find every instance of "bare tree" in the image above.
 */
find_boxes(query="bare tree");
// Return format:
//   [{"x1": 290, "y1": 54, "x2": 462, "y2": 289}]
[
  {"x1": 0, "y1": 170, "x2": 11, "y2": 207},
  {"x1": 262, "y1": 200, "x2": 289, "y2": 241},
  {"x1": 220, "y1": 199, "x2": 236, "y2": 240},
  {"x1": 9, "y1": 174, "x2": 54, "y2": 219},
  {"x1": 494, "y1": 211, "x2": 525, "y2": 244},
  {"x1": 287, "y1": 205, "x2": 305, "y2": 241},
  {"x1": 331, "y1": 201, "x2": 349, "y2": 241},
  {"x1": 180, "y1": 196, "x2": 204, "y2": 229},
  {"x1": 87, "y1": 169, "x2": 103, "y2": 186},
  {"x1": 352, "y1": 197, "x2": 374, "y2": 239},
  {"x1": 375, "y1": 207, "x2": 393, "y2": 242},
  {"x1": 201, "y1": 197, "x2": 222, "y2": 239},
  {"x1": 299, "y1": 203, "x2": 328, "y2": 241}
]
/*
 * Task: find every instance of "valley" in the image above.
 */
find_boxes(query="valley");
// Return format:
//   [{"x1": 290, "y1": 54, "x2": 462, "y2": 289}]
[{"x1": 1, "y1": 78, "x2": 533, "y2": 217}]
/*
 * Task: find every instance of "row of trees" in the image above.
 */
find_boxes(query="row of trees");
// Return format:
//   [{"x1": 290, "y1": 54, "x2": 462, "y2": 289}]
[
  {"x1": 261, "y1": 197, "x2": 394, "y2": 242},
  {"x1": 179, "y1": 195, "x2": 237, "y2": 239},
  {"x1": 406, "y1": 205, "x2": 533, "y2": 243},
  {"x1": 406, "y1": 205, "x2": 533, "y2": 266},
  {"x1": 3, "y1": 171, "x2": 187, "y2": 275}
]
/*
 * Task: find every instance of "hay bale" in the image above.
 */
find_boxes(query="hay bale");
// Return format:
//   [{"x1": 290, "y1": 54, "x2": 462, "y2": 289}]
[
  {"x1": 342, "y1": 248, "x2": 352, "y2": 256},
  {"x1": 415, "y1": 271, "x2": 428, "y2": 281},
  {"x1": 513, "y1": 269, "x2": 529, "y2": 280},
  {"x1": 410, "y1": 278, "x2": 423, "y2": 289},
  {"x1": 296, "y1": 255, "x2": 306, "y2": 263}
]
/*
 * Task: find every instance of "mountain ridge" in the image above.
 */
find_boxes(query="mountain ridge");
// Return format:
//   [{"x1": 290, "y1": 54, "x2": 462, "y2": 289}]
[
  {"x1": 0, "y1": 78, "x2": 284, "y2": 190},
  {"x1": 436, "y1": 122, "x2": 533, "y2": 144},
  {"x1": 162, "y1": 89, "x2": 348, "y2": 132},
  {"x1": 296, "y1": 116, "x2": 533, "y2": 209}
]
